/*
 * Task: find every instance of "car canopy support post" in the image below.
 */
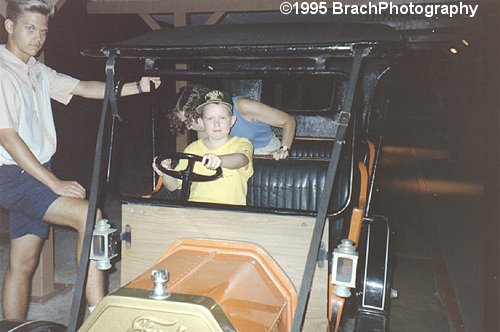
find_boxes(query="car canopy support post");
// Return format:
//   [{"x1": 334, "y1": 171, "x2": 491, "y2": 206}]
[
  {"x1": 291, "y1": 46, "x2": 368, "y2": 332},
  {"x1": 67, "y1": 51, "x2": 120, "y2": 332},
  {"x1": 365, "y1": 97, "x2": 389, "y2": 217}
]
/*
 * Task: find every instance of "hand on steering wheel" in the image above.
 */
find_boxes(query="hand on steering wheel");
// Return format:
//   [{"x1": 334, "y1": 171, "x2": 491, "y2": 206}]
[
  {"x1": 202, "y1": 154, "x2": 222, "y2": 170},
  {"x1": 154, "y1": 153, "x2": 223, "y2": 202},
  {"x1": 154, "y1": 153, "x2": 222, "y2": 182}
]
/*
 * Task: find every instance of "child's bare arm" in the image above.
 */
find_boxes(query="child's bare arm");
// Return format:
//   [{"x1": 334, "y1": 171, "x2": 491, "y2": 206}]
[
  {"x1": 202, "y1": 153, "x2": 249, "y2": 170},
  {"x1": 162, "y1": 173, "x2": 181, "y2": 192},
  {"x1": 152, "y1": 158, "x2": 181, "y2": 191}
]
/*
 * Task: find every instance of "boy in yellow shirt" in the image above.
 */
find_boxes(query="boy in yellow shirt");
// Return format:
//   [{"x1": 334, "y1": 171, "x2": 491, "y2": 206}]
[{"x1": 153, "y1": 90, "x2": 253, "y2": 205}]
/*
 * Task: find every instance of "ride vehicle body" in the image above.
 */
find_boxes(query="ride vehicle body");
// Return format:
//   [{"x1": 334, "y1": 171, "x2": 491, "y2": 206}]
[{"x1": 73, "y1": 22, "x2": 403, "y2": 331}]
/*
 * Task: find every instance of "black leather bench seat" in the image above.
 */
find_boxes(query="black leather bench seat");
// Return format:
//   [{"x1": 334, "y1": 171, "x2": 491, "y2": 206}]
[
  {"x1": 247, "y1": 155, "x2": 351, "y2": 212},
  {"x1": 148, "y1": 139, "x2": 353, "y2": 213},
  {"x1": 288, "y1": 138, "x2": 334, "y2": 159}
]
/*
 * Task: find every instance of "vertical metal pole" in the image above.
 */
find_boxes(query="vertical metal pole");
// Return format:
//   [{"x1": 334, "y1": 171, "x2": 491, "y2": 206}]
[
  {"x1": 67, "y1": 51, "x2": 117, "y2": 332},
  {"x1": 291, "y1": 47, "x2": 367, "y2": 332},
  {"x1": 106, "y1": 64, "x2": 122, "y2": 189},
  {"x1": 365, "y1": 97, "x2": 389, "y2": 217},
  {"x1": 144, "y1": 58, "x2": 158, "y2": 191},
  {"x1": 151, "y1": 104, "x2": 157, "y2": 190}
]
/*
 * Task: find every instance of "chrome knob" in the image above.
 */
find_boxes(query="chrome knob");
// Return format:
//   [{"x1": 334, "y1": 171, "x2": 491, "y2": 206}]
[{"x1": 149, "y1": 269, "x2": 170, "y2": 300}]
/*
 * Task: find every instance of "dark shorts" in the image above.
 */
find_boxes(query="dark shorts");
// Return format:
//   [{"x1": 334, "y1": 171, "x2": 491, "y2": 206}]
[{"x1": 0, "y1": 162, "x2": 60, "y2": 240}]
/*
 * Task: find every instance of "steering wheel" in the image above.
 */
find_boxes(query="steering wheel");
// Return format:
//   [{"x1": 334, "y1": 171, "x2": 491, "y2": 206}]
[{"x1": 155, "y1": 153, "x2": 223, "y2": 201}]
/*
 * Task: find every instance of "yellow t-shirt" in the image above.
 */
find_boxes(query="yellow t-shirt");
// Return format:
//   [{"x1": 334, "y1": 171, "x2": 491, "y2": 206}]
[{"x1": 176, "y1": 137, "x2": 253, "y2": 205}]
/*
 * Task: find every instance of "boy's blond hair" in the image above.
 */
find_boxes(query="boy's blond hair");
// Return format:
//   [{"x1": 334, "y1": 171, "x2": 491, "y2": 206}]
[{"x1": 6, "y1": 0, "x2": 55, "y2": 22}]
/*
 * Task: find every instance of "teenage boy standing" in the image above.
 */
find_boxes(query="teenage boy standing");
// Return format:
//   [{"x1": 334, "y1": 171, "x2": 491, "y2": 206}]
[{"x1": 0, "y1": 0, "x2": 159, "y2": 320}]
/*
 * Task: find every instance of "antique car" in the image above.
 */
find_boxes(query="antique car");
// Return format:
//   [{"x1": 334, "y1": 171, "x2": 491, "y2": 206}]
[{"x1": 67, "y1": 22, "x2": 403, "y2": 331}]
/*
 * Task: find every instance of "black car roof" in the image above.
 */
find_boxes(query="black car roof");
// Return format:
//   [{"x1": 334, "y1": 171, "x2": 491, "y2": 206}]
[{"x1": 81, "y1": 22, "x2": 403, "y2": 59}]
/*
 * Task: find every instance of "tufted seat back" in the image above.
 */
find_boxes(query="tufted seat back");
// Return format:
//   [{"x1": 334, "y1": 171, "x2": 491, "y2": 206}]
[
  {"x1": 246, "y1": 153, "x2": 352, "y2": 213},
  {"x1": 288, "y1": 139, "x2": 333, "y2": 159}
]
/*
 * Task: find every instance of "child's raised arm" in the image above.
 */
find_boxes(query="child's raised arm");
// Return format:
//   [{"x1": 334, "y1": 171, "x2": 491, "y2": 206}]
[{"x1": 202, "y1": 153, "x2": 249, "y2": 170}]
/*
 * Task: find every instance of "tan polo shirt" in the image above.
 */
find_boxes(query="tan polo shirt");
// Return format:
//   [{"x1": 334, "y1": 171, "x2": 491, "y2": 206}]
[{"x1": 0, "y1": 45, "x2": 80, "y2": 166}]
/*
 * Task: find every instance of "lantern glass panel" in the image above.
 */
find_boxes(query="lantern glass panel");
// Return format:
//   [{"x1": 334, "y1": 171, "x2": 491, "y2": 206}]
[
  {"x1": 92, "y1": 234, "x2": 106, "y2": 258},
  {"x1": 335, "y1": 257, "x2": 353, "y2": 284}
]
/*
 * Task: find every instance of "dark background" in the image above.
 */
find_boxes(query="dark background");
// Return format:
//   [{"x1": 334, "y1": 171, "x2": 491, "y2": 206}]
[{"x1": 44, "y1": 0, "x2": 153, "y2": 189}]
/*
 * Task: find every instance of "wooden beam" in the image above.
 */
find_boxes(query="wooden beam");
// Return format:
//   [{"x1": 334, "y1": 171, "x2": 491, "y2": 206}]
[
  {"x1": 31, "y1": 229, "x2": 72, "y2": 303},
  {"x1": 173, "y1": 11, "x2": 189, "y2": 27},
  {"x1": 205, "y1": 11, "x2": 226, "y2": 26},
  {"x1": 0, "y1": 1, "x2": 6, "y2": 17},
  {"x1": 0, "y1": 16, "x2": 6, "y2": 44},
  {"x1": 139, "y1": 13, "x2": 161, "y2": 30},
  {"x1": 1, "y1": 1, "x2": 6, "y2": 42},
  {"x1": 31, "y1": 230, "x2": 55, "y2": 298}
]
